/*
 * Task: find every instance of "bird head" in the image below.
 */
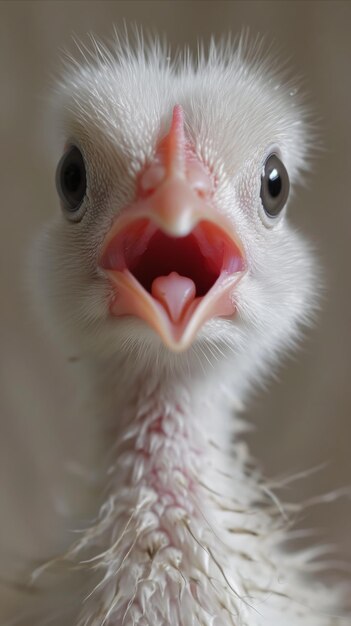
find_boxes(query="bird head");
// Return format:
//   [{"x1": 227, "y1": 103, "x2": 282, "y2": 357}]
[{"x1": 35, "y1": 36, "x2": 316, "y2": 382}]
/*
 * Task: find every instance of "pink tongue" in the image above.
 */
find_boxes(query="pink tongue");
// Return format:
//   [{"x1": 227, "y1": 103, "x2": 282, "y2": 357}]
[{"x1": 151, "y1": 272, "x2": 196, "y2": 323}]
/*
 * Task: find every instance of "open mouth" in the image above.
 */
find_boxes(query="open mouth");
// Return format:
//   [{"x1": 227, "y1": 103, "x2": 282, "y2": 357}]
[{"x1": 100, "y1": 217, "x2": 245, "y2": 351}]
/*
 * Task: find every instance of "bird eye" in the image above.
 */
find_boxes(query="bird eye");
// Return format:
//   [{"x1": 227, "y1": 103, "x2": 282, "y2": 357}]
[
  {"x1": 56, "y1": 146, "x2": 87, "y2": 217},
  {"x1": 260, "y1": 154, "x2": 290, "y2": 219}
]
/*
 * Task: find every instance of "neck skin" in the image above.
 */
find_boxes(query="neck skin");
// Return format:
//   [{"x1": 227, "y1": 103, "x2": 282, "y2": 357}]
[
  {"x1": 72, "y1": 354, "x2": 259, "y2": 626},
  {"x1": 47, "y1": 352, "x2": 338, "y2": 626},
  {"x1": 85, "y1": 348, "x2": 248, "y2": 460}
]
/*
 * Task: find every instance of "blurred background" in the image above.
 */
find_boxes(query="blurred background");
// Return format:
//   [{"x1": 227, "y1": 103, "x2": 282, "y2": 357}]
[{"x1": 0, "y1": 0, "x2": 350, "y2": 617}]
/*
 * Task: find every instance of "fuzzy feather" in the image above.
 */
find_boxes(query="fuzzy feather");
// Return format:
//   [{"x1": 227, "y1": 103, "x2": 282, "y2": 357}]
[{"x1": 10, "y1": 32, "x2": 348, "y2": 626}]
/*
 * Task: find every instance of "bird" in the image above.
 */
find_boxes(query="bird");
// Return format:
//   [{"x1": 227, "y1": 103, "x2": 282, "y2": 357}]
[{"x1": 22, "y1": 32, "x2": 347, "y2": 626}]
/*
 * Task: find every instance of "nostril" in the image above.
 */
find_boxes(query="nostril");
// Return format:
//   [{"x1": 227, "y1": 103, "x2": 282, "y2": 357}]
[
  {"x1": 139, "y1": 164, "x2": 166, "y2": 195},
  {"x1": 143, "y1": 187, "x2": 156, "y2": 199},
  {"x1": 193, "y1": 184, "x2": 208, "y2": 199},
  {"x1": 187, "y1": 162, "x2": 212, "y2": 198}
]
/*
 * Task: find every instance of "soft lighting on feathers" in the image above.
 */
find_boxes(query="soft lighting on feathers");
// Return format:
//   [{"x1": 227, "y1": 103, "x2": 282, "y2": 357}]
[{"x1": 15, "y1": 30, "x2": 348, "y2": 626}]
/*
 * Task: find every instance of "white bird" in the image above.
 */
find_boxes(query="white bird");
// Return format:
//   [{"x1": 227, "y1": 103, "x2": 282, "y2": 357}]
[{"x1": 24, "y1": 33, "x2": 347, "y2": 626}]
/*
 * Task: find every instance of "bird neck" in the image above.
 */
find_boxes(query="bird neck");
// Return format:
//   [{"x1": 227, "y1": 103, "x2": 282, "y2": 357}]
[
  {"x1": 74, "y1": 360, "x2": 254, "y2": 624},
  {"x1": 91, "y1": 356, "x2": 246, "y2": 478},
  {"x1": 105, "y1": 369, "x2": 241, "y2": 501}
]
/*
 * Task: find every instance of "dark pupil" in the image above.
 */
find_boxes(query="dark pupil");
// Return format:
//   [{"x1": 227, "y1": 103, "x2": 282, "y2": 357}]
[
  {"x1": 64, "y1": 163, "x2": 82, "y2": 193},
  {"x1": 268, "y1": 167, "x2": 282, "y2": 198}
]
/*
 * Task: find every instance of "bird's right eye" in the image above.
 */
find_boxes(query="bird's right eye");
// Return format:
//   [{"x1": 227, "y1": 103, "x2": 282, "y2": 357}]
[{"x1": 56, "y1": 146, "x2": 87, "y2": 218}]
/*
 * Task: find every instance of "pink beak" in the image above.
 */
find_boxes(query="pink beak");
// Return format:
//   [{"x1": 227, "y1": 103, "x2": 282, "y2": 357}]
[{"x1": 100, "y1": 105, "x2": 246, "y2": 352}]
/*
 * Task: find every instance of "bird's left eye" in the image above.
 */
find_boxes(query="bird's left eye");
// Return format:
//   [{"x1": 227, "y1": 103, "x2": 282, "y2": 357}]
[
  {"x1": 260, "y1": 154, "x2": 290, "y2": 219},
  {"x1": 56, "y1": 146, "x2": 87, "y2": 218}
]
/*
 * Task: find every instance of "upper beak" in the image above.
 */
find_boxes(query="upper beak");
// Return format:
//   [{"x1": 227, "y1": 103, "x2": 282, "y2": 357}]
[{"x1": 99, "y1": 105, "x2": 246, "y2": 352}]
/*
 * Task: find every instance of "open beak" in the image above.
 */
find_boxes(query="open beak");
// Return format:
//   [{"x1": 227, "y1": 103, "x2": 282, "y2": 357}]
[{"x1": 100, "y1": 105, "x2": 246, "y2": 352}]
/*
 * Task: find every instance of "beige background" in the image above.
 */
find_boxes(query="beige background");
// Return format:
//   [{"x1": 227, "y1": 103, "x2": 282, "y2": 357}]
[{"x1": 0, "y1": 0, "x2": 350, "y2": 616}]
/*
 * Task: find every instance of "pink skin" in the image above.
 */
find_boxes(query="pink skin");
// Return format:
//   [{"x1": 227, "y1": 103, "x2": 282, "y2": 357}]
[{"x1": 100, "y1": 105, "x2": 246, "y2": 352}]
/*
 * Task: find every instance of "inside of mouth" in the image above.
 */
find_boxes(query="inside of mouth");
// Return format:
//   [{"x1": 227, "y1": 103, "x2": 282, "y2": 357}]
[
  {"x1": 102, "y1": 219, "x2": 243, "y2": 308},
  {"x1": 102, "y1": 218, "x2": 243, "y2": 298},
  {"x1": 132, "y1": 229, "x2": 220, "y2": 296}
]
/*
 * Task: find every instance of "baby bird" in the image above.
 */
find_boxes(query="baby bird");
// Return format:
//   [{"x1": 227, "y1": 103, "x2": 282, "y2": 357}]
[{"x1": 28, "y1": 34, "x2": 346, "y2": 626}]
